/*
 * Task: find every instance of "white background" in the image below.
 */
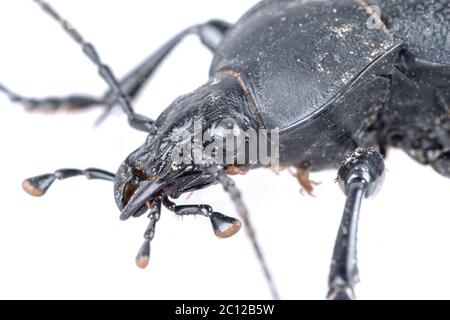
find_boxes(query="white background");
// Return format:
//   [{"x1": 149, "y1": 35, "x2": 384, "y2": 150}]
[{"x1": 0, "y1": 0, "x2": 449, "y2": 300}]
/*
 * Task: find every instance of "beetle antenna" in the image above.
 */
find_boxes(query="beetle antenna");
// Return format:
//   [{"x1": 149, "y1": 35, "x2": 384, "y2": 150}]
[
  {"x1": 213, "y1": 168, "x2": 280, "y2": 300},
  {"x1": 32, "y1": 0, "x2": 155, "y2": 132}
]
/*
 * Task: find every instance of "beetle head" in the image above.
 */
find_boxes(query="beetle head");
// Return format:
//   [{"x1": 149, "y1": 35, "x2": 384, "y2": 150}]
[{"x1": 115, "y1": 76, "x2": 258, "y2": 219}]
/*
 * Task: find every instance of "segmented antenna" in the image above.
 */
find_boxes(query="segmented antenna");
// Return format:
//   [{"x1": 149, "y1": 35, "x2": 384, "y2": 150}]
[
  {"x1": 213, "y1": 168, "x2": 280, "y2": 300},
  {"x1": 32, "y1": 0, "x2": 155, "y2": 132}
]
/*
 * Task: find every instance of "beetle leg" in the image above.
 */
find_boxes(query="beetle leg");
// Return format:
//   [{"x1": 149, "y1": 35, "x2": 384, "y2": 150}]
[
  {"x1": 0, "y1": 83, "x2": 102, "y2": 113},
  {"x1": 327, "y1": 148, "x2": 385, "y2": 300},
  {"x1": 0, "y1": 14, "x2": 230, "y2": 126},
  {"x1": 22, "y1": 168, "x2": 115, "y2": 197},
  {"x1": 327, "y1": 179, "x2": 365, "y2": 300},
  {"x1": 161, "y1": 197, "x2": 241, "y2": 239},
  {"x1": 98, "y1": 19, "x2": 231, "y2": 122},
  {"x1": 3, "y1": 1, "x2": 154, "y2": 133}
]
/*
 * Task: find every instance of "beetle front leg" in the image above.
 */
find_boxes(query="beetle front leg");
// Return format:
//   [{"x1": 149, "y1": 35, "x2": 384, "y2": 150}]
[
  {"x1": 100, "y1": 20, "x2": 231, "y2": 110},
  {"x1": 0, "y1": 83, "x2": 102, "y2": 113},
  {"x1": 5, "y1": 0, "x2": 156, "y2": 133},
  {"x1": 327, "y1": 148, "x2": 385, "y2": 300},
  {"x1": 0, "y1": 13, "x2": 230, "y2": 126}
]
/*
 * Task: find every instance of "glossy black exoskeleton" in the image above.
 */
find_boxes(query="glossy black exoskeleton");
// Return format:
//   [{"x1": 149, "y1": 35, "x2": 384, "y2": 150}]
[{"x1": 3, "y1": 0, "x2": 449, "y2": 299}]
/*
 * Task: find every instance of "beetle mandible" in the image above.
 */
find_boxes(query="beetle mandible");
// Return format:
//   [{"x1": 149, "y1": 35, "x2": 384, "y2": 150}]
[{"x1": 1, "y1": 0, "x2": 449, "y2": 300}]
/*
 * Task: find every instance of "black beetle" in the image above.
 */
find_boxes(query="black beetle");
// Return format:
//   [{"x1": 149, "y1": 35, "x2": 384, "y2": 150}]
[{"x1": 1, "y1": 0, "x2": 449, "y2": 299}]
